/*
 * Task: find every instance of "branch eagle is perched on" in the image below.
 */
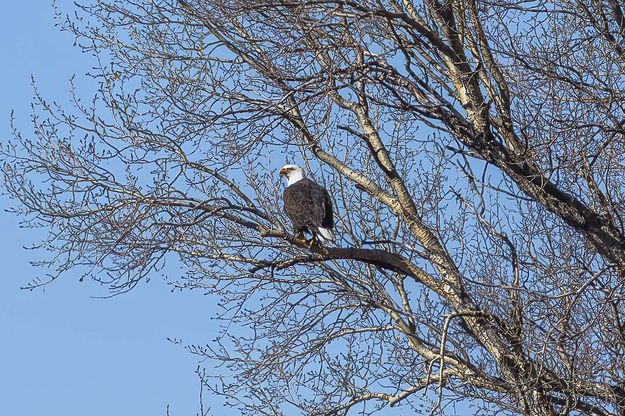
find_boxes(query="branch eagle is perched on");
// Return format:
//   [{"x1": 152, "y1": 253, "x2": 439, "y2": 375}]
[{"x1": 279, "y1": 164, "x2": 336, "y2": 244}]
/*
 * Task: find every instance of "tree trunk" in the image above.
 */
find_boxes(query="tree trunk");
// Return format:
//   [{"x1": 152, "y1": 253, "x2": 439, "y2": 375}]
[{"x1": 522, "y1": 390, "x2": 556, "y2": 416}]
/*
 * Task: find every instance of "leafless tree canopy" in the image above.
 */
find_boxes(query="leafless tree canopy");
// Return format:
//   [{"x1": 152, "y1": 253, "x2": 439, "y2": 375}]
[{"x1": 5, "y1": 0, "x2": 625, "y2": 414}]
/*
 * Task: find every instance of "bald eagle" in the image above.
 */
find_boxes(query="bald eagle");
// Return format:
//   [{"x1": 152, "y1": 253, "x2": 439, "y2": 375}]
[{"x1": 279, "y1": 164, "x2": 336, "y2": 244}]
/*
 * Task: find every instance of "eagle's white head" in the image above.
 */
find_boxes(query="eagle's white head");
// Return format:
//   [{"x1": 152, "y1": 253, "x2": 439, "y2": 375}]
[{"x1": 279, "y1": 164, "x2": 305, "y2": 186}]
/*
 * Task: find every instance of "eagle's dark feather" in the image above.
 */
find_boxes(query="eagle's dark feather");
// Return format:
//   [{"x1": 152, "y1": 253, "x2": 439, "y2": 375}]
[{"x1": 283, "y1": 178, "x2": 334, "y2": 241}]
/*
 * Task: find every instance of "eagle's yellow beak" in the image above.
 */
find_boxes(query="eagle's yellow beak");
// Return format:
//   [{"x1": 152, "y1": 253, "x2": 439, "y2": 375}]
[{"x1": 279, "y1": 167, "x2": 289, "y2": 176}]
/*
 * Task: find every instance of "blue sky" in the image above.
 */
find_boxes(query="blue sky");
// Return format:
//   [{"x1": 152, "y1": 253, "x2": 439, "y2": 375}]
[{"x1": 0, "y1": 2, "x2": 222, "y2": 415}]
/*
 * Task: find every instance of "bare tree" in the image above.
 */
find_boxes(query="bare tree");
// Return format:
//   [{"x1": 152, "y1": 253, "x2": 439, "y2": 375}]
[{"x1": 4, "y1": 0, "x2": 625, "y2": 414}]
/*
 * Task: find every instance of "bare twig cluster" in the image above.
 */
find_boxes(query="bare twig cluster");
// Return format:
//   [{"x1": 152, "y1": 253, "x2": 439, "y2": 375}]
[{"x1": 3, "y1": 1, "x2": 625, "y2": 415}]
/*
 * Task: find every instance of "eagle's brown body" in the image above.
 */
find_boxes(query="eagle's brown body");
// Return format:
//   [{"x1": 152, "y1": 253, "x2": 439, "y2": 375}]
[{"x1": 283, "y1": 177, "x2": 335, "y2": 243}]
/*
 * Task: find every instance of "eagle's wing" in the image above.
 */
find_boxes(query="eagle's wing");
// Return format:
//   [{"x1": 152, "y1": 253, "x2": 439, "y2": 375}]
[
  {"x1": 283, "y1": 179, "x2": 333, "y2": 230},
  {"x1": 321, "y1": 187, "x2": 334, "y2": 229},
  {"x1": 306, "y1": 179, "x2": 332, "y2": 228}
]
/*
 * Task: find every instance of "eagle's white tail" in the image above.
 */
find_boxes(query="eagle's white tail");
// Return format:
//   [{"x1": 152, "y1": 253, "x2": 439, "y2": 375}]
[{"x1": 314, "y1": 226, "x2": 336, "y2": 243}]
